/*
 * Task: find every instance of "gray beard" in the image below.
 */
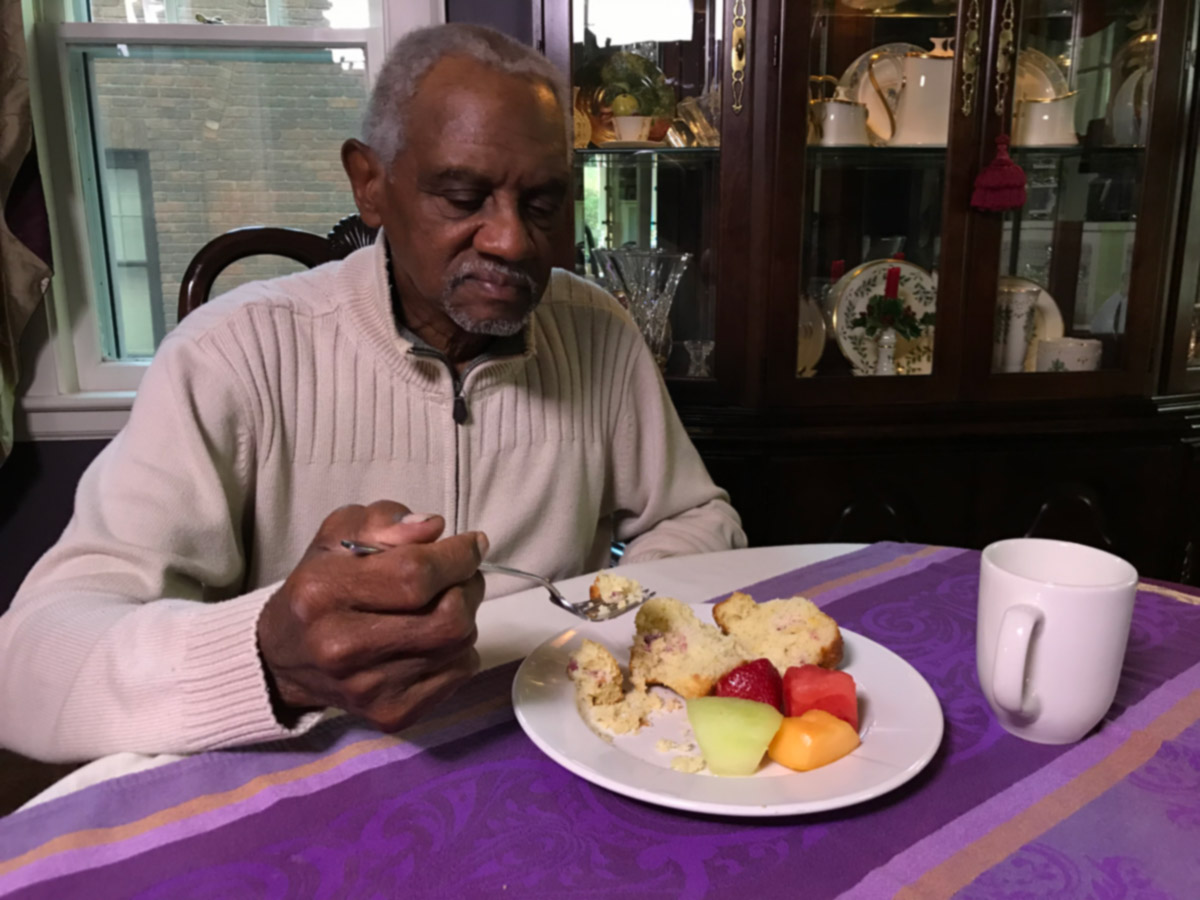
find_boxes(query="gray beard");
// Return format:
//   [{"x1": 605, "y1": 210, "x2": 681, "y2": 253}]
[{"x1": 440, "y1": 260, "x2": 542, "y2": 336}]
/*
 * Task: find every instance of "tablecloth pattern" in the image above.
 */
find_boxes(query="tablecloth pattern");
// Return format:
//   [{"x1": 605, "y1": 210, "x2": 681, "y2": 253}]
[{"x1": 2, "y1": 542, "x2": 1198, "y2": 899}]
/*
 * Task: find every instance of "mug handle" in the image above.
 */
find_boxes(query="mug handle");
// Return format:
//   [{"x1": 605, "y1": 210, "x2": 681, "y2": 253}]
[
  {"x1": 866, "y1": 53, "x2": 899, "y2": 141},
  {"x1": 992, "y1": 604, "x2": 1042, "y2": 715}
]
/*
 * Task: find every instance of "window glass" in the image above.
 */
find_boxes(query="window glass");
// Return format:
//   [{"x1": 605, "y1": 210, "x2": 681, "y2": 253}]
[{"x1": 74, "y1": 44, "x2": 367, "y2": 358}]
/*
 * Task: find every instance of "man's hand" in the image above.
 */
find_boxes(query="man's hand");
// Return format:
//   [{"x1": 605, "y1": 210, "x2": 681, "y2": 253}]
[{"x1": 257, "y1": 501, "x2": 487, "y2": 732}]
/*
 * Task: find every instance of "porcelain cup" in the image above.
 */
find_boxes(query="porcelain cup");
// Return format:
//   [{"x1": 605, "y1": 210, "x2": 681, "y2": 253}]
[
  {"x1": 810, "y1": 99, "x2": 870, "y2": 146},
  {"x1": 1015, "y1": 92, "x2": 1079, "y2": 147},
  {"x1": 977, "y1": 538, "x2": 1137, "y2": 744},
  {"x1": 612, "y1": 115, "x2": 652, "y2": 142},
  {"x1": 1036, "y1": 337, "x2": 1102, "y2": 372}
]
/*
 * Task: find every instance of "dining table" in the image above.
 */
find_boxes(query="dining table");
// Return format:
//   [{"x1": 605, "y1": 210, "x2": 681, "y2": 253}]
[{"x1": 1, "y1": 540, "x2": 1198, "y2": 899}]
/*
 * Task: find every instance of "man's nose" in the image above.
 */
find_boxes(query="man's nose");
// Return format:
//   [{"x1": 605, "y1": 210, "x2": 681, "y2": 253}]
[{"x1": 474, "y1": 198, "x2": 536, "y2": 262}]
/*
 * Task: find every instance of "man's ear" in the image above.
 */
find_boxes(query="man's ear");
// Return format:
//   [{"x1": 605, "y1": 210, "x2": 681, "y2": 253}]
[{"x1": 342, "y1": 139, "x2": 385, "y2": 229}]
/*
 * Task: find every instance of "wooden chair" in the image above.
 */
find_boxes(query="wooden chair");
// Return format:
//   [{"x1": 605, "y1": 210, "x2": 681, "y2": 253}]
[{"x1": 177, "y1": 214, "x2": 378, "y2": 320}]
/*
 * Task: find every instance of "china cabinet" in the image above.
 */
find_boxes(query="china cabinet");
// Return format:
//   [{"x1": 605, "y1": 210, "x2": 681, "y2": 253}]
[{"x1": 536, "y1": 0, "x2": 1200, "y2": 583}]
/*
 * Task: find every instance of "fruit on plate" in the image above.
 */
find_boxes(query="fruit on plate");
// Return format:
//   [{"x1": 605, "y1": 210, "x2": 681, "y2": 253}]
[
  {"x1": 686, "y1": 696, "x2": 784, "y2": 776},
  {"x1": 782, "y1": 664, "x2": 859, "y2": 731},
  {"x1": 768, "y1": 709, "x2": 861, "y2": 772},
  {"x1": 714, "y1": 658, "x2": 783, "y2": 711}
]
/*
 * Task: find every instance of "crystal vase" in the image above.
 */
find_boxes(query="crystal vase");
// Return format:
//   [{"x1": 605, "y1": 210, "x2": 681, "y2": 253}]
[{"x1": 592, "y1": 248, "x2": 692, "y2": 372}]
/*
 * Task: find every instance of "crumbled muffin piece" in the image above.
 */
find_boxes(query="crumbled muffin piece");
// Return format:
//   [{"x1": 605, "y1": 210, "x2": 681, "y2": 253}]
[
  {"x1": 586, "y1": 572, "x2": 644, "y2": 617},
  {"x1": 568, "y1": 639, "x2": 662, "y2": 738},
  {"x1": 629, "y1": 597, "x2": 750, "y2": 698},
  {"x1": 568, "y1": 638, "x2": 625, "y2": 706},
  {"x1": 670, "y1": 755, "x2": 706, "y2": 774},
  {"x1": 712, "y1": 591, "x2": 843, "y2": 672}
]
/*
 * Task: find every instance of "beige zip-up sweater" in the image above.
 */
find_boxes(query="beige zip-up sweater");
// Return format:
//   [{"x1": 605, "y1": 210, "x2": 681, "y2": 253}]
[{"x1": 0, "y1": 241, "x2": 746, "y2": 762}]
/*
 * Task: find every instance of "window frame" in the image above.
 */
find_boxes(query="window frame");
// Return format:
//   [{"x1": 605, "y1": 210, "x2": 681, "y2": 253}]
[{"x1": 18, "y1": 0, "x2": 444, "y2": 437}]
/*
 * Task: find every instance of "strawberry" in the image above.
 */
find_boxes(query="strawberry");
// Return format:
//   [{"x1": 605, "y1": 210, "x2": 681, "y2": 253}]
[{"x1": 714, "y1": 658, "x2": 783, "y2": 711}]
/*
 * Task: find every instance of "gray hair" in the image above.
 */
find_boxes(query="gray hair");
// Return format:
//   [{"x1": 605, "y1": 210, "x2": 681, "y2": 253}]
[{"x1": 362, "y1": 23, "x2": 571, "y2": 165}]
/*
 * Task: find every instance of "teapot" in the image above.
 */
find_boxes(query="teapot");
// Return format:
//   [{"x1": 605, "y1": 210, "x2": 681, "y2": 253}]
[{"x1": 871, "y1": 37, "x2": 954, "y2": 147}]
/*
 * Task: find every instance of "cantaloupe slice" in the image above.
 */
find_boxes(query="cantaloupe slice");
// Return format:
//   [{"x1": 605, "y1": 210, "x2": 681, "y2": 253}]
[{"x1": 767, "y1": 709, "x2": 860, "y2": 772}]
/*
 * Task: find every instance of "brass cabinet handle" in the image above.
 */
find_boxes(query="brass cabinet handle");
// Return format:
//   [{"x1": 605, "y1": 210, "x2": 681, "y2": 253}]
[
  {"x1": 960, "y1": 0, "x2": 982, "y2": 115},
  {"x1": 731, "y1": 0, "x2": 747, "y2": 113},
  {"x1": 993, "y1": 0, "x2": 1017, "y2": 116}
]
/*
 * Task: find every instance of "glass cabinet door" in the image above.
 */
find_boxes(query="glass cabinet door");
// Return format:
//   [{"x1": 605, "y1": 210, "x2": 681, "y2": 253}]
[
  {"x1": 989, "y1": 1, "x2": 1155, "y2": 378},
  {"x1": 568, "y1": 0, "x2": 729, "y2": 383},
  {"x1": 794, "y1": 0, "x2": 963, "y2": 383}
]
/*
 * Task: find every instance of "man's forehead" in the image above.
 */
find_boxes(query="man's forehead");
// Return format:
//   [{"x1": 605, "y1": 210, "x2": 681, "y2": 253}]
[{"x1": 403, "y1": 56, "x2": 567, "y2": 171}]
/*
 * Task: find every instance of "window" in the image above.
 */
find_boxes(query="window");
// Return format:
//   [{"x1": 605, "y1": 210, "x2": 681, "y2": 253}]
[
  {"x1": 22, "y1": 0, "x2": 441, "y2": 422},
  {"x1": 103, "y1": 149, "x2": 164, "y2": 357}
]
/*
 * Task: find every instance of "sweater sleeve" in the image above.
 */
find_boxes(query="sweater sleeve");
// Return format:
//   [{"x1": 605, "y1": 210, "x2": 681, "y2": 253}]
[
  {"x1": 608, "y1": 328, "x2": 748, "y2": 563},
  {"x1": 0, "y1": 330, "x2": 320, "y2": 763}
]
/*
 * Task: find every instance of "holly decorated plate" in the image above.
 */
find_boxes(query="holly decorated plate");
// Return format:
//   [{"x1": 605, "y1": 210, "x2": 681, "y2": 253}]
[{"x1": 832, "y1": 260, "x2": 937, "y2": 376}]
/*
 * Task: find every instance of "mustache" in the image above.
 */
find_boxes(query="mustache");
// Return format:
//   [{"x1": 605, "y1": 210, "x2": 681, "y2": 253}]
[{"x1": 447, "y1": 259, "x2": 540, "y2": 294}]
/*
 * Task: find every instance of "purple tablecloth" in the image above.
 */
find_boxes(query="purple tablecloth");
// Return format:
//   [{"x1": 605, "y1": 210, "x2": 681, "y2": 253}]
[{"x1": 2, "y1": 543, "x2": 1199, "y2": 899}]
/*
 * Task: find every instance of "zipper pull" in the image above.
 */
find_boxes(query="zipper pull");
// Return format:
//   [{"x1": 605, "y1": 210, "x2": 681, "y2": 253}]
[{"x1": 453, "y1": 394, "x2": 468, "y2": 425}]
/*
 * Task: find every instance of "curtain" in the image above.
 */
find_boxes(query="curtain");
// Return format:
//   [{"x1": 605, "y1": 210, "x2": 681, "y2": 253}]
[{"x1": 0, "y1": 2, "x2": 52, "y2": 465}]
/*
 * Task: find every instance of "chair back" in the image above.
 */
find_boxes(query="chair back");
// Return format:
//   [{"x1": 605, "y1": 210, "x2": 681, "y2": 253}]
[{"x1": 177, "y1": 214, "x2": 378, "y2": 320}]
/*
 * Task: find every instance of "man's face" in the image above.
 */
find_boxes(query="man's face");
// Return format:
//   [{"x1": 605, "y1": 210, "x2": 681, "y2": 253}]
[{"x1": 349, "y1": 57, "x2": 570, "y2": 338}]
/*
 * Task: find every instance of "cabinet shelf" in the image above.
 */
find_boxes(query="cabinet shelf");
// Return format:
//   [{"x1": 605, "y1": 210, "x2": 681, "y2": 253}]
[
  {"x1": 576, "y1": 146, "x2": 720, "y2": 159},
  {"x1": 806, "y1": 144, "x2": 1145, "y2": 170}
]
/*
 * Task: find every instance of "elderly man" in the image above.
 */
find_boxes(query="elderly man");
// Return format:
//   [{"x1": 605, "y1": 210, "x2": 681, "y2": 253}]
[{"x1": 0, "y1": 23, "x2": 745, "y2": 763}]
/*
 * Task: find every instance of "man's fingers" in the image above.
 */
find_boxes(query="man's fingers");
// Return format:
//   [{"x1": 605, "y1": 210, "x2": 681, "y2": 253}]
[
  {"x1": 345, "y1": 531, "x2": 488, "y2": 612},
  {"x1": 366, "y1": 650, "x2": 481, "y2": 733},
  {"x1": 305, "y1": 593, "x2": 479, "y2": 675}
]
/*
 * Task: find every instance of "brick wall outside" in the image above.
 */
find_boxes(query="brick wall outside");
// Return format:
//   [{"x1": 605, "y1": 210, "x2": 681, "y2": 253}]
[{"x1": 89, "y1": 0, "x2": 363, "y2": 343}]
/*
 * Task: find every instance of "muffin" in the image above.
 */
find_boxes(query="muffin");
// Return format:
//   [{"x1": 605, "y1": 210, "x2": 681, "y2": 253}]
[
  {"x1": 712, "y1": 591, "x2": 843, "y2": 672},
  {"x1": 628, "y1": 596, "x2": 751, "y2": 698},
  {"x1": 567, "y1": 639, "x2": 662, "y2": 737}
]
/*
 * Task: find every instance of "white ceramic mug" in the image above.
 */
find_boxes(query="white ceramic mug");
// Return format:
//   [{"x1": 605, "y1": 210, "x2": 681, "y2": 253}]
[
  {"x1": 1036, "y1": 337, "x2": 1102, "y2": 372},
  {"x1": 1014, "y1": 92, "x2": 1079, "y2": 147},
  {"x1": 612, "y1": 115, "x2": 651, "y2": 142},
  {"x1": 977, "y1": 538, "x2": 1137, "y2": 744}
]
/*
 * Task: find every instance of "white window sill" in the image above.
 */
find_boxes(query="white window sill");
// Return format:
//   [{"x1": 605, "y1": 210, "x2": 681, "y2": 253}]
[{"x1": 18, "y1": 392, "x2": 134, "y2": 442}]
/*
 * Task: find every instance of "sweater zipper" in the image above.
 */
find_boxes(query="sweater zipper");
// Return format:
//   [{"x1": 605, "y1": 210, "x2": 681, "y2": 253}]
[{"x1": 408, "y1": 347, "x2": 494, "y2": 531}]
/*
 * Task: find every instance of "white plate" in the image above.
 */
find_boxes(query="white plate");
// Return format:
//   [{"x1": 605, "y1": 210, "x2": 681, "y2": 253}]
[
  {"x1": 512, "y1": 605, "x2": 944, "y2": 818},
  {"x1": 838, "y1": 43, "x2": 923, "y2": 144},
  {"x1": 796, "y1": 297, "x2": 826, "y2": 376},
  {"x1": 832, "y1": 260, "x2": 938, "y2": 376},
  {"x1": 1016, "y1": 48, "x2": 1069, "y2": 101}
]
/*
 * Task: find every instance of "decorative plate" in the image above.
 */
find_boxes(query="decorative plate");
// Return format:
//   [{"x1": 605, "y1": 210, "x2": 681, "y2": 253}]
[
  {"x1": 838, "y1": 43, "x2": 924, "y2": 145},
  {"x1": 796, "y1": 296, "x2": 826, "y2": 377},
  {"x1": 832, "y1": 260, "x2": 938, "y2": 376},
  {"x1": 1015, "y1": 48, "x2": 1069, "y2": 101}
]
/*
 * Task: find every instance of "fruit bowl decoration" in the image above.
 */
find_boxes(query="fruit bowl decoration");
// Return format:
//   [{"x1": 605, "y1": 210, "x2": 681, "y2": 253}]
[{"x1": 574, "y1": 46, "x2": 677, "y2": 145}]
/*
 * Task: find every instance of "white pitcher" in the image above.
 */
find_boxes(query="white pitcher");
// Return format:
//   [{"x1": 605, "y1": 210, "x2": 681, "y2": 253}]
[{"x1": 873, "y1": 38, "x2": 955, "y2": 147}]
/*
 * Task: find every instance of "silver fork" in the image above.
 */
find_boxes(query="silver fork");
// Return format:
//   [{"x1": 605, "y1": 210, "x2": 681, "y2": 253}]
[{"x1": 339, "y1": 540, "x2": 654, "y2": 622}]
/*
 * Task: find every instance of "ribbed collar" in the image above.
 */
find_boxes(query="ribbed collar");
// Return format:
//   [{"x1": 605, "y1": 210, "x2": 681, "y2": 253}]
[{"x1": 342, "y1": 234, "x2": 538, "y2": 394}]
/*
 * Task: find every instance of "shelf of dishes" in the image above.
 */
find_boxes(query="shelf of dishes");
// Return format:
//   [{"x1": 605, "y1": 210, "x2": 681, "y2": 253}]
[
  {"x1": 811, "y1": 0, "x2": 1071, "y2": 17},
  {"x1": 809, "y1": 39, "x2": 1150, "y2": 150},
  {"x1": 798, "y1": 238, "x2": 1130, "y2": 378}
]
